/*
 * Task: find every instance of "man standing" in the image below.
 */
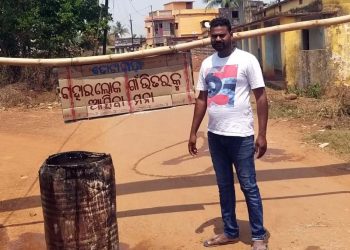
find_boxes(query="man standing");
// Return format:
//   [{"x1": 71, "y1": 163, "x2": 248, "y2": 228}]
[{"x1": 188, "y1": 17, "x2": 269, "y2": 250}]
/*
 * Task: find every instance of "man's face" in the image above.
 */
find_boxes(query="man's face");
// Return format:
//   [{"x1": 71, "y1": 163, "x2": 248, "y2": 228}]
[{"x1": 210, "y1": 26, "x2": 232, "y2": 52}]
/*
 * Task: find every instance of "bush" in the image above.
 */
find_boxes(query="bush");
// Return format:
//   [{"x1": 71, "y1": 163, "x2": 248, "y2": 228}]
[
  {"x1": 0, "y1": 66, "x2": 57, "y2": 91},
  {"x1": 304, "y1": 83, "x2": 324, "y2": 99},
  {"x1": 287, "y1": 83, "x2": 325, "y2": 99}
]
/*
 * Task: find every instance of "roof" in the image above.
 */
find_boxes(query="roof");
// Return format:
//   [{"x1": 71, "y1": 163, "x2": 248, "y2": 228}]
[
  {"x1": 232, "y1": 11, "x2": 336, "y2": 29},
  {"x1": 164, "y1": 1, "x2": 194, "y2": 5},
  {"x1": 145, "y1": 16, "x2": 175, "y2": 22},
  {"x1": 257, "y1": 0, "x2": 296, "y2": 14}
]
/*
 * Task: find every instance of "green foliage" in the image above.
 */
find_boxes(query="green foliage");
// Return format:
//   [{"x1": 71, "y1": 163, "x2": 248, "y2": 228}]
[
  {"x1": 286, "y1": 85, "x2": 304, "y2": 97},
  {"x1": 304, "y1": 83, "x2": 324, "y2": 99},
  {"x1": 0, "y1": 0, "x2": 111, "y2": 58},
  {"x1": 287, "y1": 83, "x2": 324, "y2": 99},
  {"x1": 110, "y1": 21, "x2": 129, "y2": 38}
]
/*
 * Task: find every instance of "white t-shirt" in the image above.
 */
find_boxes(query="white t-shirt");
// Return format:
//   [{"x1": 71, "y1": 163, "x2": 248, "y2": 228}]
[{"x1": 197, "y1": 48, "x2": 265, "y2": 137}]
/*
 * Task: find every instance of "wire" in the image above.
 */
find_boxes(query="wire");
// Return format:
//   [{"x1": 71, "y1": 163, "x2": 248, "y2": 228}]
[
  {"x1": 115, "y1": 0, "x2": 130, "y2": 21},
  {"x1": 129, "y1": 0, "x2": 149, "y2": 17}
]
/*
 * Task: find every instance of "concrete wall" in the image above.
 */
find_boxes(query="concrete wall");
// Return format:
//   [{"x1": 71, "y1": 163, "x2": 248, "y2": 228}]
[
  {"x1": 243, "y1": 38, "x2": 249, "y2": 51},
  {"x1": 299, "y1": 49, "x2": 330, "y2": 87},
  {"x1": 248, "y1": 25, "x2": 262, "y2": 62},
  {"x1": 326, "y1": 22, "x2": 350, "y2": 84},
  {"x1": 280, "y1": 17, "x2": 302, "y2": 86},
  {"x1": 263, "y1": 33, "x2": 282, "y2": 79},
  {"x1": 236, "y1": 39, "x2": 243, "y2": 49},
  {"x1": 174, "y1": 11, "x2": 218, "y2": 37},
  {"x1": 322, "y1": 0, "x2": 350, "y2": 14},
  {"x1": 260, "y1": 20, "x2": 282, "y2": 79},
  {"x1": 262, "y1": 35, "x2": 274, "y2": 78},
  {"x1": 250, "y1": 36, "x2": 259, "y2": 59},
  {"x1": 145, "y1": 8, "x2": 217, "y2": 47},
  {"x1": 322, "y1": 0, "x2": 350, "y2": 85},
  {"x1": 283, "y1": 22, "x2": 349, "y2": 87},
  {"x1": 250, "y1": 0, "x2": 350, "y2": 86},
  {"x1": 164, "y1": 2, "x2": 193, "y2": 10}
]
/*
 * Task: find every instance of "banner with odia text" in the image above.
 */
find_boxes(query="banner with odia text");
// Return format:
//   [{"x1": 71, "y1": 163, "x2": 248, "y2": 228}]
[{"x1": 57, "y1": 52, "x2": 195, "y2": 122}]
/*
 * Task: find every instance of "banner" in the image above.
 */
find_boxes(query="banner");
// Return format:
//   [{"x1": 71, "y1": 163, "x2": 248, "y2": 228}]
[{"x1": 57, "y1": 52, "x2": 195, "y2": 122}]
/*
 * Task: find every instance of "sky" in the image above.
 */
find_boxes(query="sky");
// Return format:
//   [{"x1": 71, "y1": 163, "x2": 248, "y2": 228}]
[
  {"x1": 106, "y1": 0, "x2": 273, "y2": 36},
  {"x1": 107, "y1": 0, "x2": 209, "y2": 36}
]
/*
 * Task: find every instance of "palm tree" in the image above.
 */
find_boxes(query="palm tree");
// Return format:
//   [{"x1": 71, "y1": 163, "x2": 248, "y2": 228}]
[
  {"x1": 111, "y1": 21, "x2": 129, "y2": 38},
  {"x1": 203, "y1": 0, "x2": 241, "y2": 8}
]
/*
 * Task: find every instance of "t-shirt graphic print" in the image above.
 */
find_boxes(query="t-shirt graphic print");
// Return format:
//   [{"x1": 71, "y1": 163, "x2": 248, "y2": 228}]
[
  {"x1": 205, "y1": 65, "x2": 238, "y2": 107},
  {"x1": 197, "y1": 49, "x2": 265, "y2": 136}
]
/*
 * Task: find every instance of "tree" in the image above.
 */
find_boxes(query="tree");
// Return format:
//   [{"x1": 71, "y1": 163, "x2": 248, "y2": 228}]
[
  {"x1": 203, "y1": 0, "x2": 241, "y2": 8},
  {"x1": 110, "y1": 21, "x2": 129, "y2": 38},
  {"x1": 0, "y1": 0, "x2": 110, "y2": 58}
]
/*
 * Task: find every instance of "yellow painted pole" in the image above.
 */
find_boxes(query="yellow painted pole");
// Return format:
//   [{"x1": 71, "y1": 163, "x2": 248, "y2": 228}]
[{"x1": 1, "y1": 14, "x2": 350, "y2": 66}]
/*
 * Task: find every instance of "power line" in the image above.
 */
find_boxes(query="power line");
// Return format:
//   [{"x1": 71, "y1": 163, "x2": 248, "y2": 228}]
[
  {"x1": 115, "y1": 0, "x2": 130, "y2": 21},
  {"x1": 114, "y1": 0, "x2": 131, "y2": 37},
  {"x1": 114, "y1": 0, "x2": 148, "y2": 36},
  {"x1": 129, "y1": 0, "x2": 149, "y2": 17}
]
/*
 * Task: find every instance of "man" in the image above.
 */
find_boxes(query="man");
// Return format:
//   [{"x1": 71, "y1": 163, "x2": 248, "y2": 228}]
[{"x1": 188, "y1": 17, "x2": 269, "y2": 250}]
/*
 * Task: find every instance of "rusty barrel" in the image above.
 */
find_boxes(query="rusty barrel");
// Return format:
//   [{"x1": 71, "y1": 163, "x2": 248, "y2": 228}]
[{"x1": 39, "y1": 151, "x2": 119, "y2": 250}]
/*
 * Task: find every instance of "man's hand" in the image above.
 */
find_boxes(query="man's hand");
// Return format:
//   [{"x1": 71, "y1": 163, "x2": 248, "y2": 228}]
[
  {"x1": 188, "y1": 134, "x2": 198, "y2": 156},
  {"x1": 255, "y1": 134, "x2": 267, "y2": 159},
  {"x1": 252, "y1": 87, "x2": 268, "y2": 159},
  {"x1": 188, "y1": 91, "x2": 207, "y2": 156}
]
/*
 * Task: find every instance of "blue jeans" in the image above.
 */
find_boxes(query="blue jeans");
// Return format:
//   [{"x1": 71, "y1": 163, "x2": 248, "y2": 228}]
[{"x1": 208, "y1": 132, "x2": 266, "y2": 240}]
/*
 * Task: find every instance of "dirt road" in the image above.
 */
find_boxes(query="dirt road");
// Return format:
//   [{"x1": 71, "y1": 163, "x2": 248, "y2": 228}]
[{"x1": 0, "y1": 106, "x2": 349, "y2": 250}]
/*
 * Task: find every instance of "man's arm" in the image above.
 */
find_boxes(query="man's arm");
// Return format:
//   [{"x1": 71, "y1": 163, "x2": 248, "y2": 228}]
[
  {"x1": 252, "y1": 87, "x2": 268, "y2": 159},
  {"x1": 188, "y1": 91, "x2": 208, "y2": 156}
]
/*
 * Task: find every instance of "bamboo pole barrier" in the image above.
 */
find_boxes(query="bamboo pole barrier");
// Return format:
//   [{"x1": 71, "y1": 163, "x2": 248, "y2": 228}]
[{"x1": 1, "y1": 14, "x2": 350, "y2": 67}]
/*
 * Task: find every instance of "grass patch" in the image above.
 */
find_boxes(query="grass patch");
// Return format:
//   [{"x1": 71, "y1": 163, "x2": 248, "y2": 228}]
[
  {"x1": 266, "y1": 86, "x2": 350, "y2": 161},
  {"x1": 266, "y1": 86, "x2": 350, "y2": 122},
  {"x1": 0, "y1": 83, "x2": 58, "y2": 108},
  {"x1": 269, "y1": 101, "x2": 303, "y2": 119},
  {"x1": 306, "y1": 130, "x2": 350, "y2": 161}
]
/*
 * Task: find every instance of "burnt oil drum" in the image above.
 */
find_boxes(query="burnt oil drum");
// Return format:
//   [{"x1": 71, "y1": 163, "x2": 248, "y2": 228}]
[{"x1": 39, "y1": 151, "x2": 118, "y2": 250}]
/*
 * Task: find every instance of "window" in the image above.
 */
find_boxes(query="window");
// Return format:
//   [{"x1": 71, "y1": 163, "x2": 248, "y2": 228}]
[
  {"x1": 299, "y1": 0, "x2": 303, "y2": 4},
  {"x1": 175, "y1": 23, "x2": 178, "y2": 30},
  {"x1": 170, "y1": 23, "x2": 175, "y2": 35},
  {"x1": 302, "y1": 29, "x2": 309, "y2": 50},
  {"x1": 147, "y1": 28, "x2": 151, "y2": 34},
  {"x1": 232, "y1": 11, "x2": 239, "y2": 18},
  {"x1": 302, "y1": 28, "x2": 325, "y2": 50},
  {"x1": 279, "y1": 5, "x2": 282, "y2": 12},
  {"x1": 201, "y1": 20, "x2": 210, "y2": 28},
  {"x1": 159, "y1": 23, "x2": 163, "y2": 29}
]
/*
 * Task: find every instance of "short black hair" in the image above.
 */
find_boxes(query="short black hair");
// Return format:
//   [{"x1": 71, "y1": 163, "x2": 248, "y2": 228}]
[{"x1": 209, "y1": 17, "x2": 232, "y2": 32}]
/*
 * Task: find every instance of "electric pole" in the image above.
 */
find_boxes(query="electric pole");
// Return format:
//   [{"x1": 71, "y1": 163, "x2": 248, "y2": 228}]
[
  {"x1": 151, "y1": 5, "x2": 155, "y2": 47},
  {"x1": 103, "y1": 0, "x2": 109, "y2": 55},
  {"x1": 129, "y1": 14, "x2": 134, "y2": 51}
]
